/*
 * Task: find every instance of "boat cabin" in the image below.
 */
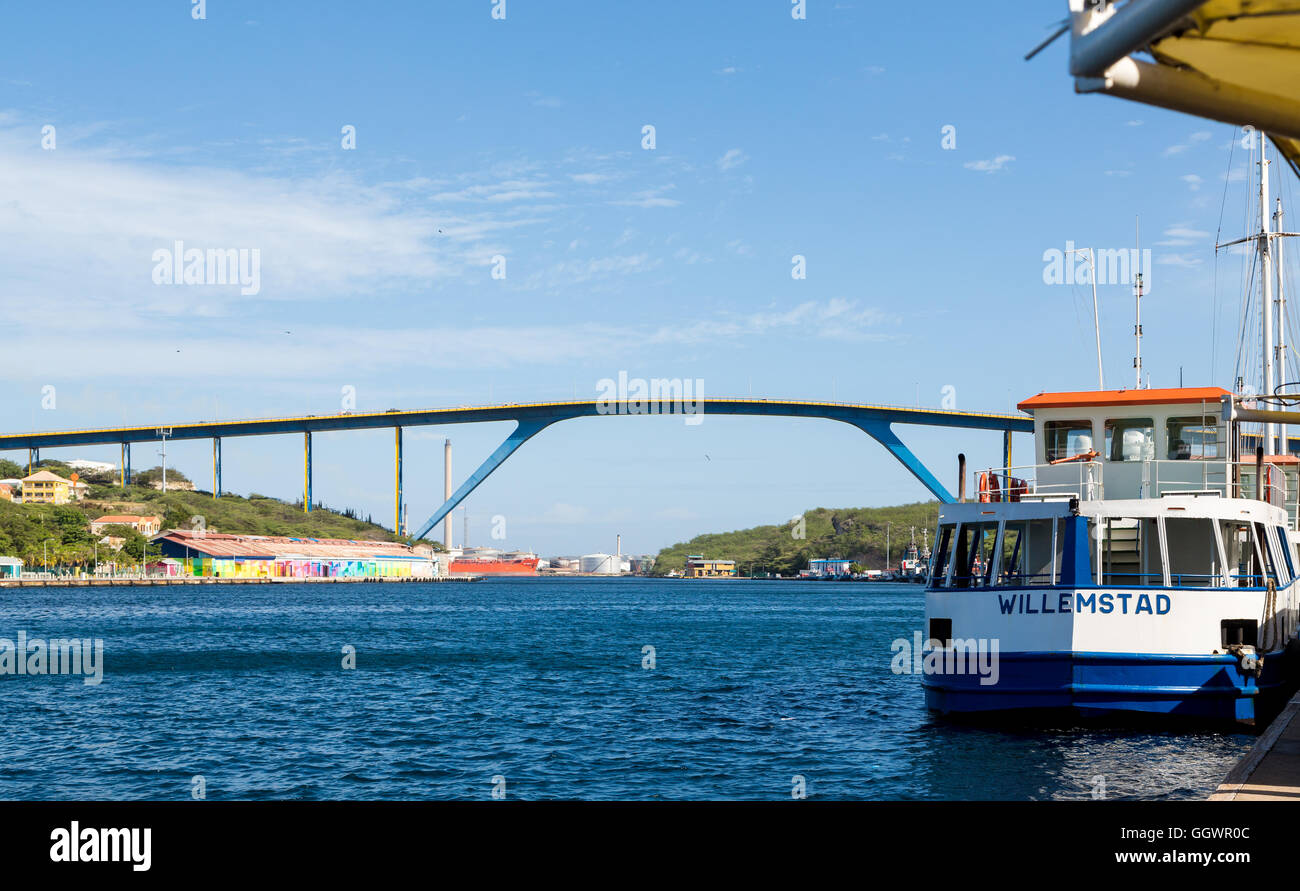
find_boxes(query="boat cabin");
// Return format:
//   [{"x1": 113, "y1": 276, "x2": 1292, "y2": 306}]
[
  {"x1": 1019, "y1": 387, "x2": 1232, "y2": 501},
  {"x1": 926, "y1": 386, "x2": 1300, "y2": 593}
]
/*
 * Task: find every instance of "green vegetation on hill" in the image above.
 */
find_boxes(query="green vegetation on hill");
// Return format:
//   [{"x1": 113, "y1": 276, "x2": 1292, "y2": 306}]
[
  {"x1": 0, "y1": 461, "x2": 440, "y2": 568},
  {"x1": 653, "y1": 502, "x2": 940, "y2": 576}
]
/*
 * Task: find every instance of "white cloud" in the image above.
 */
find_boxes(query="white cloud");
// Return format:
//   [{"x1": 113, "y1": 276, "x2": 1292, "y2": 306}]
[
  {"x1": 610, "y1": 186, "x2": 681, "y2": 208},
  {"x1": 1181, "y1": 173, "x2": 1203, "y2": 191},
  {"x1": 717, "y1": 148, "x2": 748, "y2": 171},
  {"x1": 963, "y1": 154, "x2": 1015, "y2": 173}
]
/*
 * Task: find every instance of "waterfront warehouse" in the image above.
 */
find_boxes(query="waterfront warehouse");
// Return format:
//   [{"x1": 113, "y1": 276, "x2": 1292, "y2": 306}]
[{"x1": 152, "y1": 530, "x2": 442, "y2": 579}]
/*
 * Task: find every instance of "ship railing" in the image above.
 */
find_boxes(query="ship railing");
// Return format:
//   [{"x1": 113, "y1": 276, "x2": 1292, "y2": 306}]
[
  {"x1": 972, "y1": 458, "x2": 1294, "y2": 512},
  {"x1": 1234, "y1": 461, "x2": 1293, "y2": 520},
  {"x1": 971, "y1": 461, "x2": 1103, "y2": 502}
]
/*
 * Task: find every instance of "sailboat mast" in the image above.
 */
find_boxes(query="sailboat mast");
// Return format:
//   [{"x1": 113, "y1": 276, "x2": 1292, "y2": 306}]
[
  {"x1": 1276, "y1": 196, "x2": 1289, "y2": 454},
  {"x1": 1261, "y1": 139, "x2": 1276, "y2": 453}
]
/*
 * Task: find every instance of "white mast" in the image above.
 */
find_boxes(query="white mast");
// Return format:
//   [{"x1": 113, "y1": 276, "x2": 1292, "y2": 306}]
[
  {"x1": 1262, "y1": 140, "x2": 1276, "y2": 454},
  {"x1": 1276, "y1": 196, "x2": 1289, "y2": 454}
]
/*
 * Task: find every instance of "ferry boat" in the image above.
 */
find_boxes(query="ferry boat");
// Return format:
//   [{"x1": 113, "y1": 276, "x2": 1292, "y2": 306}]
[
  {"x1": 924, "y1": 141, "x2": 1300, "y2": 726},
  {"x1": 924, "y1": 387, "x2": 1300, "y2": 724}
]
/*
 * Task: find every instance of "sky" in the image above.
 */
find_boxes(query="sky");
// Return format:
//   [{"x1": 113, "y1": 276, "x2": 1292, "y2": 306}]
[{"x1": 0, "y1": 1, "x2": 1294, "y2": 557}]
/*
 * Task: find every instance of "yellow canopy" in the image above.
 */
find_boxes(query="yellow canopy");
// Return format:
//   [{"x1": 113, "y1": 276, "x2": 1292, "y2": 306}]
[{"x1": 1144, "y1": 0, "x2": 1300, "y2": 174}]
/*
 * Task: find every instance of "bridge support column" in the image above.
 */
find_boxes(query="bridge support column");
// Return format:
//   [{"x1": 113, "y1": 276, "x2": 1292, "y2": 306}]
[
  {"x1": 303, "y1": 432, "x2": 312, "y2": 513},
  {"x1": 1003, "y1": 429, "x2": 1012, "y2": 473},
  {"x1": 121, "y1": 443, "x2": 131, "y2": 487},
  {"x1": 851, "y1": 421, "x2": 956, "y2": 503},
  {"x1": 394, "y1": 427, "x2": 403, "y2": 534},
  {"x1": 213, "y1": 437, "x2": 222, "y2": 499},
  {"x1": 411, "y1": 418, "x2": 555, "y2": 541},
  {"x1": 27, "y1": 448, "x2": 39, "y2": 476}
]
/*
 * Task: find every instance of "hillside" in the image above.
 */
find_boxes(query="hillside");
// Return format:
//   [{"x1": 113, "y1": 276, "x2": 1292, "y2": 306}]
[
  {"x1": 0, "y1": 460, "x2": 438, "y2": 567},
  {"x1": 653, "y1": 503, "x2": 940, "y2": 576}
]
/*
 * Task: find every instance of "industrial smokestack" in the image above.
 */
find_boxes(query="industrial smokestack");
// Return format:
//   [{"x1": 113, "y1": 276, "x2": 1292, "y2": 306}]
[
  {"x1": 616, "y1": 534, "x2": 621, "y2": 557},
  {"x1": 958, "y1": 453, "x2": 967, "y2": 502},
  {"x1": 444, "y1": 439, "x2": 453, "y2": 548}
]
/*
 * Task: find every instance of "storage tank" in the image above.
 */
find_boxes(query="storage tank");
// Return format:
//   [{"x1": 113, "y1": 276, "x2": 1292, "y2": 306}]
[{"x1": 581, "y1": 553, "x2": 618, "y2": 574}]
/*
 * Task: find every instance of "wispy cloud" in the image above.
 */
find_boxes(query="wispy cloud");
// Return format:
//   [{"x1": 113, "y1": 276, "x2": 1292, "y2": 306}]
[
  {"x1": 717, "y1": 148, "x2": 748, "y2": 171},
  {"x1": 610, "y1": 186, "x2": 681, "y2": 208},
  {"x1": 963, "y1": 154, "x2": 1014, "y2": 173}
]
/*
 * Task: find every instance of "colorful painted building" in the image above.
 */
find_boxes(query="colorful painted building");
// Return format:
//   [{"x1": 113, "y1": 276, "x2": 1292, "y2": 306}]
[
  {"x1": 20, "y1": 470, "x2": 75, "y2": 504},
  {"x1": 91, "y1": 514, "x2": 163, "y2": 535},
  {"x1": 152, "y1": 529, "x2": 442, "y2": 579},
  {"x1": 684, "y1": 556, "x2": 738, "y2": 578},
  {"x1": 801, "y1": 558, "x2": 855, "y2": 579}
]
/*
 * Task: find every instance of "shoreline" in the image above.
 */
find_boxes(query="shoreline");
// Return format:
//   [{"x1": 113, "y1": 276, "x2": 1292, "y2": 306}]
[{"x1": 0, "y1": 576, "x2": 481, "y2": 587}]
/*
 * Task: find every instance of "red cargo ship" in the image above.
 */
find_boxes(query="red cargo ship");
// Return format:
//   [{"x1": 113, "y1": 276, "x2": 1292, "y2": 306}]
[{"x1": 449, "y1": 552, "x2": 540, "y2": 576}]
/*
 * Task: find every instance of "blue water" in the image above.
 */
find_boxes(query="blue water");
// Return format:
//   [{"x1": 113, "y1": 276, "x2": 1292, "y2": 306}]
[{"x1": 0, "y1": 578, "x2": 1253, "y2": 800}]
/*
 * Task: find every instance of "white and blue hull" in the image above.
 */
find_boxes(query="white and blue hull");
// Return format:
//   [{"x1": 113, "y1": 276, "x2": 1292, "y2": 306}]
[
  {"x1": 923, "y1": 586, "x2": 1297, "y2": 723},
  {"x1": 924, "y1": 496, "x2": 1300, "y2": 725}
]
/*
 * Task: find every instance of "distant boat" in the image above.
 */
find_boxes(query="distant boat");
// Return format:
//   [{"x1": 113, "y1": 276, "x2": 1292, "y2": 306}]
[{"x1": 449, "y1": 548, "x2": 539, "y2": 576}]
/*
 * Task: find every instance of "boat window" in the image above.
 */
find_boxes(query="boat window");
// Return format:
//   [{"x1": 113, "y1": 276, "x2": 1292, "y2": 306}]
[
  {"x1": 998, "y1": 519, "x2": 1059, "y2": 586},
  {"x1": 1164, "y1": 517, "x2": 1222, "y2": 586},
  {"x1": 929, "y1": 525, "x2": 954, "y2": 585},
  {"x1": 1044, "y1": 420, "x2": 1094, "y2": 462},
  {"x1": 1104, "y1": 418, "x2": 1155, "y2": 462},
  {"x1": 1098, "y1": 517, "x2": 1162, "y2": 586},
  {"x1": 952, "y1": 522, "x2": 998, "y2": 588},
  {"x1": 1254, "y1": 522, "x2": 1280, "y2": 584},
  {"x1": 1277, "y1": 526, "x2": 1296, "y2": 581},
  {"x1": 1166, "y1": 415, "x2": 1220, "y2": 460},
  {"x1": 1221, "y1": 521, "x2": 1264, "y2": 587}
]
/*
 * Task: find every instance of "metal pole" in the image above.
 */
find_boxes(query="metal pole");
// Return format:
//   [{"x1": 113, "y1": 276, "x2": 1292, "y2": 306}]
[
  {"x1": 303, "y1": 431, "x2": 312, "y2": 513},
  {"x1": 1089, "y1": 248, "x2": 1103, "y2": 388},
  {"x1": 1135, "y1": 219, "x2": 1144, "y2": 389},
  {"x1": 394, "y1": 427, "x2": 403, "y2": 534},
  {"x1": 1262, "y1": 140, "x2": 1277, "y2": 453},
  {"x1": 444, "y1": 438, "x2": 453, "y2": 548},
  {"x1": 1276, "y1": 198, "x2": 1289, "y2": 454},
  {"x1": 1068, "y1": 0, "x2": 1208, "y2": 78},
  {"x1": 213, "y1": 437, "x2": 222, "y2": 498}
]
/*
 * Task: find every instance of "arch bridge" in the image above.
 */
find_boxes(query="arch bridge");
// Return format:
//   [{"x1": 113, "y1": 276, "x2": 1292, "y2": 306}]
[{"x1": 0, "y1": 398, "x2": 1031, "y2": 542}]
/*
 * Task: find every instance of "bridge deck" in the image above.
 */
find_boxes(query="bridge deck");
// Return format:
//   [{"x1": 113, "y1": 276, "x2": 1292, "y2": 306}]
[{"x1": 0, "y1": 398, "x2": 1031, "y2": 450}]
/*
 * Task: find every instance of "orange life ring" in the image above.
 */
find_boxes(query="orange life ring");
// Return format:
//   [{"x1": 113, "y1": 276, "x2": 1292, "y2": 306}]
[{"x1": 977, "y1": 471, "x2": 1001, "y2": 503}]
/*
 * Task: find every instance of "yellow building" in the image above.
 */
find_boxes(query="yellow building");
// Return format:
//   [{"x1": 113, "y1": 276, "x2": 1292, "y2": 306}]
[
  {"x1": 685, "y1": 556, "x2": 738, "y2": 578},
  {"x1": 20, "y1": 470, "x2": 74, "y2": 504}
]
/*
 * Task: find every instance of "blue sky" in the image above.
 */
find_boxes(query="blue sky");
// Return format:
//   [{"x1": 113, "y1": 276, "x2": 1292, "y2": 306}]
[{"x1": 0, "y1": 1, "x2": 1293, "y2": 556}]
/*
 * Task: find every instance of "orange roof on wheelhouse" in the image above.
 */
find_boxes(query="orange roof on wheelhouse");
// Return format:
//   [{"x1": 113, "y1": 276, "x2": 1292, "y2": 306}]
[{"x1": 1017, "y1": 387, "x2": 1231, "y2": 412}]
